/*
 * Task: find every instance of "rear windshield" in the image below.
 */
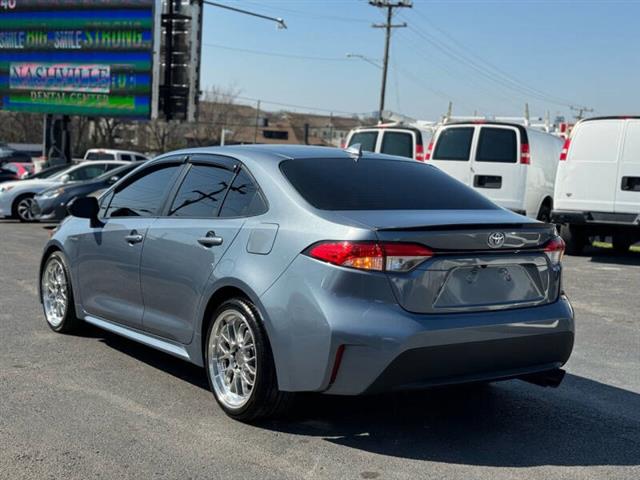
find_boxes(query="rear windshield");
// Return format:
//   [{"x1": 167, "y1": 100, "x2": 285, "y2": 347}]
[
  {"x1": 280, "y1": 158, "x2": 498, "y2": 211},
  {"x1": 476, "y1": 127, "x2": 518, "y2": 163},
  {"x1": 381, "y1": 131, "x2": 414, "y2": 158},
  {"x1": 86, "y1": 152, "x2": 116, "y2": 161},
  {"x1": 433, "y1": 127, "x2": 474, "y2": 161},
  {"x1": 348, "y1": 131, "x2": 378, "y2": 152}
]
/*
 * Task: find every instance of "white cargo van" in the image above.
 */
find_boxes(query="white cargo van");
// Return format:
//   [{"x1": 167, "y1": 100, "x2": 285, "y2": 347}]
[
  {"x1": 426, "y1": 121, "x2": 563, "y2": 221},
  {"x1": 345, "y1": 124, "x2": 433, "y2": 161},
  {"x1": 552, "y1": 116, "x2": 640, "y2": 254},
  {"x1": 83, "y1": 149, "x2": 149, "y2": 162}
]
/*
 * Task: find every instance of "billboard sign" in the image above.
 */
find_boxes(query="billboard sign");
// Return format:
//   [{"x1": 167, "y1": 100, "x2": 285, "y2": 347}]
[{"x1": 0, "y1": 0, "x2": 158, "y2": 118}]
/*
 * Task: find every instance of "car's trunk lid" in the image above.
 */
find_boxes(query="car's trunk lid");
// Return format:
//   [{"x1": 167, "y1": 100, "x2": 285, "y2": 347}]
[{"x1": 325, "y1": 209, "x2": 559, "y2": 314}]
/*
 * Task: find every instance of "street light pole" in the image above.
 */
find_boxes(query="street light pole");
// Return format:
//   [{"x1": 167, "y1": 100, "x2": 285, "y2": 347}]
[{"x1": 370, "y1": 0, "x2": 412, "y2": 123}]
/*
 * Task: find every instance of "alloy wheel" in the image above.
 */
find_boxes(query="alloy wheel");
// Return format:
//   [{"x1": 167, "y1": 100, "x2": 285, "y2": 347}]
[
  {"x1": 208, "y1": 309, "x2": 258, "y2": 410},
  {"x1": 17, "y1": 197, "x2": 36, "y2": 221},
  {"x1": 41, "y1": 257, "x2": 69, "y2": 328}
]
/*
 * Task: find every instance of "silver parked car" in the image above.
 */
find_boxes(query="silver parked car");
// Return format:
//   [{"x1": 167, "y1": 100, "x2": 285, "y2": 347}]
[{"x1": 39, "y1": 145, "x2": 574, "y2": 421}]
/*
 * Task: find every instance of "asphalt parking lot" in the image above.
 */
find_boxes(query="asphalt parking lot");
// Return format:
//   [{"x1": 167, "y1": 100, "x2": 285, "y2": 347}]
[{"x1": 0, "y1": 221, "x2": 639, "y2": 480}]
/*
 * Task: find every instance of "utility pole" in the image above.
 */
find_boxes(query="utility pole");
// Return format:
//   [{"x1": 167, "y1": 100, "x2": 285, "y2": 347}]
[
  {"x1": 570, "y1": 105, "x2": 594, "y2": 121},
  {"x1": 370, "y1": 0, "x2": 412, "y2": 123},
  {"x1": 254, "y1": 100, "x2": 261, "y2": 144}
]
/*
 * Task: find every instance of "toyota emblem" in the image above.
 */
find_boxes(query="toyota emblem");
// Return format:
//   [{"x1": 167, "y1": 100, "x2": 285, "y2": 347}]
[{"x1": 488, "y1": 232, "x2": 506, "y2": 248}]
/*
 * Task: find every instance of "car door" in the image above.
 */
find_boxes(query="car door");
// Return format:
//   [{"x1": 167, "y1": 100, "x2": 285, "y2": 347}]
[
  {"x1": 469, "y1": 125, "x2": 524, "y2": 211},
  {"x1": 429, "y1": 126, "x2": 475, "y2": 185},
  {"x1": 76, "y1": 159, "x2": 184, "y2": 329},
  {"x1": 615, "y1": 120, "x2": 640, "y2": 213},
  {"x1": 139, "y1": 155, "x2": 248, "y2": 343},
  {"x1": 380, "y1": 129, "x2": 416, "y2": 159}
]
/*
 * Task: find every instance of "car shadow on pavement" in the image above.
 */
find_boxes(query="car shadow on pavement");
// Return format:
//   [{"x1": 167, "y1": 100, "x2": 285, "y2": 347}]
[
  {"x1": 580, "y1": 245, "x2": 640, "y2": 266},
  {"x1": 261, "y1": 375, "x2": 640, "y2": 467},
  {"x1": 85, "y1": 327, "x2": 640, "y2": 467}
]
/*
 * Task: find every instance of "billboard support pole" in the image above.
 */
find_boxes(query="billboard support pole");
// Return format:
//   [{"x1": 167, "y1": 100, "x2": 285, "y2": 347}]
[{"x1": 43, "y1": 115, "x2": 72, "y2": 167}]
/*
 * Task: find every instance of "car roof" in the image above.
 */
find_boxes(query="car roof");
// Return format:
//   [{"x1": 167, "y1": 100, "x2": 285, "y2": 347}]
[{"x1": 157, "y1": 144, "x2": 413, "y2": 166}]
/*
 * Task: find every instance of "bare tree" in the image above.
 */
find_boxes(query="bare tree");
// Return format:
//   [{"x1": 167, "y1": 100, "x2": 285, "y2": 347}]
[
  {"x1": 145, "y1": 119, "x2": 186, "y2": 154},
  {"x1": 0, "y1": 112, "x2": 43, "y2": 144},
  {"x1": 189, "y1": 85, "x2": 245, "y2": 146}
]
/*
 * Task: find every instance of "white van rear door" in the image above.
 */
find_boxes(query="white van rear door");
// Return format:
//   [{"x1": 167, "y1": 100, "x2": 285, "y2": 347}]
[
  {"x1": 429, "y1": 126, "x2": 475, "y2": 185},
  {"x1": 615, "y1": 120, "x2": 640, "y2": 213},
  {"x1": 556, "y1": 120, "x2": 623, "y2": 213},
  {"x1": 346, "y1": 130, "x2": 379, "y2": 153},
  {"x1": 470, "y1": 125, "x2": 525, "y2": 212}
]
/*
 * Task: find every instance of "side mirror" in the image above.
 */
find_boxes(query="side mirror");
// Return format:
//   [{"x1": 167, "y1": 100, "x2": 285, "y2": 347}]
[
  {"x1": 60, "y1": 174, "x2": 70, "y2": 183},
  {"x1": 67, "y1": 197, "x2": 102, "y2": 228}
]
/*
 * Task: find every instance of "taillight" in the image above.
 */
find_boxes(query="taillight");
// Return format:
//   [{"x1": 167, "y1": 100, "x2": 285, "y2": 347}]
[
  {"x1": 424, "y1": 141, "x2": 434, "y2": 160},
  {"x1": 306, "y1": 241, "x2": 433, "y2": 272},
  {"x1": 520, "y1": 143, "x2": 530, "y2": 164},
  {"x1": 559, "y1": 138, "x2": 571, "y2": 161},
  {"x1": 415, "y1": 144, "x2": 425, "y2": 161},
  {"x1": 544, "y1": 236, "x2": 565, "y2": 265}
]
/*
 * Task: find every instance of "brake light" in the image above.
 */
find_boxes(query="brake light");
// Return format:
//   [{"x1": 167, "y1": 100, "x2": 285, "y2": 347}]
[
  {"x1": 307, "y1": 241, "x2": 433, "y2": 272},
  {"x1": 544, "y1": 236, "x2": 565, "y2": 265},
  {"x1": 559, "y1": 138, "x2": 571, "y2": 161},
  {"x1": 520, "y1": 143, "x2": 530, "y2": 164},
  {"x1": 424, "y1": 141, "x2": 434, "y2": 160},
  {"x1": 416, "y1": 144, "x2": 425, "y2": 162}
]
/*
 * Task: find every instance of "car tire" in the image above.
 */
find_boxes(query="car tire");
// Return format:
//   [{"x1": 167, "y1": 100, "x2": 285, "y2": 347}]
[
  {"x1": 205, "y1": 298, "x2": 294, "y2": 422},
  {"x1": 560, "y1": 224, "x2": 587, "y2": 256},
  {"x1": 612, "y1": 234, "x2": 633, "y2": 254},
  {"x1": 537, "y1": 203, "x2": 552, "y2": 223},
  {"x1": 40, "y1": 252, "x2": 82, "y2": 333},
  {"x1": 13, "y1": 194, "x2": 37, "y2": 222}
]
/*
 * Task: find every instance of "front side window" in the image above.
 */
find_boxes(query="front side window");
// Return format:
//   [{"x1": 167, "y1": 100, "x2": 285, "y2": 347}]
[
  {"x1": 67, "y1": 164, "x2": 108, "y2": 181},
  {"x1": 219, "y1": 168, "x2": 267, "y2": 218},
  {"x1": 381, "y1": 131, "x2": 414, "y2": 158},
  {"x1": 169, "y1": 165, "x2": 235, "y2": 218},
  {"x1": 348, "y1": 131, "x2": 378, "y2": 152},
  {"x1": 106, "y1": 164, "x2": 181, "y2": 218},
  {"x1": 476, "y1": 127, "x2": 518, "y2": 163},
  {"x1": 433, "y1": 127, "x2": 474, "y2": 161}
]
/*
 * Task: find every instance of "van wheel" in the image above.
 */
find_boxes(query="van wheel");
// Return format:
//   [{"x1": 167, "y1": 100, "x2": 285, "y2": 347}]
[
  {"x1": 560, "y1": 224, "x2": 587, "y2": 256},
  {"x1": 537, "y1": 203, "x2": 552, "y2": 223},
  {"x1": 612, "y1": 234, "x2": 633, "y2": 254}
]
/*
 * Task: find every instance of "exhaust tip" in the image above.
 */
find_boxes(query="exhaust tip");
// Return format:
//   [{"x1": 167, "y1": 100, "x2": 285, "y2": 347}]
[{"x1": 519, "y1": 368, "x2": 566, "y2": 388}]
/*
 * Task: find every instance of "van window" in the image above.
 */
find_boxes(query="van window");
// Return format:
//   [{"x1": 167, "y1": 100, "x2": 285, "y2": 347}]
[
  {"x1": 381, "y1": 131, "x2": 414, "y2": 158},
  {"x1": 433, "y1": 127, "x2": 473, "y2": 161},
  {"x1": 476, "y1": 127, "x2": 517, "y2": 163},
  {"x1": 621, "y1": 122, "x2": 640, "y2": 164},
  {"x1": 348, "y1": 131, "x2": 378, "y2": 152},
  {"x1": 86, "y1": 152, "x2": 116, "y2": 161},
  {"x1": 570, "y1": 121, "x2": 622, "y2": 163}
]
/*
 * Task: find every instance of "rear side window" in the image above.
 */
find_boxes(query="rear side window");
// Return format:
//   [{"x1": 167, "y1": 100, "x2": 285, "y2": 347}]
[
  {"x1": 476, "y1": 127, "x2": 518, "y2": 163},
  {"x1": 570, "y1": 121, "x2": 622, "y2": 163},
  {"x1": 169, "y1": 165, "x2": 235, "y2": 218},
  {"x1": 348, "y1": 131, "x2": 378, "y2": 152},
  {"x1": 86, "y1": 152, "x2": 116, "y2": 161},
  {"x1": 381, "y1": 131, "x2": 414, "y2": 158},
  {"x1": 220, "y1": 168, "x2": 267, "y2": 218},
  {"x1": 433, "y1": 128, "x2": 474, "y2": 161},
  {"x1": 281, "y1": 158, "x2": 498, "y2": 211},
  {"x1": 106, "y1": 165, "x2": 181, "y2": 218}
]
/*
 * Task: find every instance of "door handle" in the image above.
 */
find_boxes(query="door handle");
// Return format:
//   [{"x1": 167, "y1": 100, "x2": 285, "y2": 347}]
[
  {"x1": 125, "y1": 231, "x2": 144, "y2": 245},
  {"x1": 198, "y1": 231, "x2": 223, "y2": 248}
]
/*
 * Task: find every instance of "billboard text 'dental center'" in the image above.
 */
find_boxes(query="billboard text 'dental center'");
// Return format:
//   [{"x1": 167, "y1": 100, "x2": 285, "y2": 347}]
[{"x1": 0, "y1": 0, "x2": 156, "y2": 119}]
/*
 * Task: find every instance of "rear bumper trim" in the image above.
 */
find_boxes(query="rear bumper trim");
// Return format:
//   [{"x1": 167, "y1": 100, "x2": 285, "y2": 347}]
[{"x1": 552, "y1": 209, "x2": 640, "y2": 226}]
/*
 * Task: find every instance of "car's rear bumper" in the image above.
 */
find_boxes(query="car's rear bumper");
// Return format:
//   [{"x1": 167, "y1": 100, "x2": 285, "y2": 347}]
[
  {"x1": 260, "y1": 255, "x2": 575, "y2": 396},
  {"x1": 552, "y1": 209, "x2": 640, "y2": 226}
]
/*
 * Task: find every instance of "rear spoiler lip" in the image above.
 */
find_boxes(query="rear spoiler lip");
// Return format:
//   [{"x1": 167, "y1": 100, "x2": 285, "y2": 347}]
[{"x1": 374, "y1": 222, "x2": 554, "y2": 233}]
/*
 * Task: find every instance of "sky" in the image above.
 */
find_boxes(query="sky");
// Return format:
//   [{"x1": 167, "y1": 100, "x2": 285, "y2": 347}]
[{"x1": 200, "y1": 0, "x2": 640, "y2": 121}]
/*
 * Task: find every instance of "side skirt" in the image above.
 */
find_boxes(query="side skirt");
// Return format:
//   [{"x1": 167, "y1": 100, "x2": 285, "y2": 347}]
[{"x1": 83, "y1": 315, "x2": 192, "y2": 362}]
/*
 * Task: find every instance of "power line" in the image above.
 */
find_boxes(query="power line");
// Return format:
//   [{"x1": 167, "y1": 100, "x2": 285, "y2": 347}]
[{"x1": 202, "y1": 42, "x2": 350, "y2": 61}]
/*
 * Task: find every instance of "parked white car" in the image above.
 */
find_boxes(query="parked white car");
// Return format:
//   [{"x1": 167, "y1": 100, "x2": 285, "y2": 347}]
[
  {"x1": 552, "y1": 116, "x2": 640, "y2": 254},
  {"x1": 345, "y1": 124, "x2": 433, "y2": 161},
  {"x1": 0, "y1": 161, "x2": 125, "y2": 222},
  {"x1": 426, "y1": 121, "x2": 563, "y2": 221},
  {"x1": 84, "y1": 149, "x2": 150, "y2": 162}
]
